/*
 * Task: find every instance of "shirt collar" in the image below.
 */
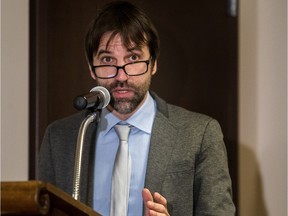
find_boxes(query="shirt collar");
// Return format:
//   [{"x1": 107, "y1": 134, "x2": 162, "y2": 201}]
[{"x1": 98, "y1": 92, "x2": 156, "y2": 135}]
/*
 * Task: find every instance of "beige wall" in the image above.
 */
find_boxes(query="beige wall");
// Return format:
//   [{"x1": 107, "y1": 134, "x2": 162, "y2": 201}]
[
  {"x1": 1, "y1": 0, "x2": 29, "y2": 181},
  {"x1": 239, "y1": 0, "x2": 287, "y2": 215},
  {"x1": 0, "y1": 0, "x2": 287, "y2": 215}
]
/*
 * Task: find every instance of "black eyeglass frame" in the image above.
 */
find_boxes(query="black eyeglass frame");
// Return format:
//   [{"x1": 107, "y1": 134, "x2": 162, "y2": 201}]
[{"x1": 92, "y1": 59, "x2": 151, "y2": 79}]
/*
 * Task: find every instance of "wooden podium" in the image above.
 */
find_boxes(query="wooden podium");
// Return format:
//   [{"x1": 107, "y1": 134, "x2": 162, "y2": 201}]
[{"x1": 1, "y1": 181, "x2": 101, "y2": 215}]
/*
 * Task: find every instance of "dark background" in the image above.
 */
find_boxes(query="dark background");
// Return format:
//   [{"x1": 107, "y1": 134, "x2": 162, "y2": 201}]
[{"x1": 30, "y1": 0, "x2": 238, "y2": 211}]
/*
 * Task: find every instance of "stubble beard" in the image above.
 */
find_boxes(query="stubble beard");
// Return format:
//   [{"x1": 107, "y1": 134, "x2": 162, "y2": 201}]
[{"x1": 97, "y1": 78, "x2": 151, "y2": 114}]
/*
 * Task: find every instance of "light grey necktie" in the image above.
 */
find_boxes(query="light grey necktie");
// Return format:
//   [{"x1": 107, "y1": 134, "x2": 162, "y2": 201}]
[{"x1": 110, "y1": 124, "x2": 131, "y2": 216}]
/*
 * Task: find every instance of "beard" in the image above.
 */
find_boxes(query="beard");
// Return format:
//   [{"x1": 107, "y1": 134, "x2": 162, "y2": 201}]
[{"x1": 97, "y1": 78, "x2": 151, "y2": 114}]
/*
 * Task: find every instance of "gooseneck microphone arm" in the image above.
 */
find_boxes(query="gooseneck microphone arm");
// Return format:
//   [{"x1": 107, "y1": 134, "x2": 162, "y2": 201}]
[
  {"x1": 72, "y1": 86, "x2": 110, "y2": 201},
  {"x1": 72, "y1": 111, "x2": 99, "y2": 201}
]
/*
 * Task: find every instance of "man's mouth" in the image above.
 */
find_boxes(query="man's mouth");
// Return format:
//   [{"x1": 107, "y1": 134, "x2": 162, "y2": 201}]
[{"x1": 111, "y1": 88, "x2": 133, "y2": 99}]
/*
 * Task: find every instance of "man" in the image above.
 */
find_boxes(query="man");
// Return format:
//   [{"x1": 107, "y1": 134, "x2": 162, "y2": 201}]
[{"x1": 39, "y1": 1, "x2": 235, "y2": 215}]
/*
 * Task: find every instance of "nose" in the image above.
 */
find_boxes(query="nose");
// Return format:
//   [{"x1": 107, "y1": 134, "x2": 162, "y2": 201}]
[{"x1": 115, "y1": 67, "x2": 129, "y2": 82}]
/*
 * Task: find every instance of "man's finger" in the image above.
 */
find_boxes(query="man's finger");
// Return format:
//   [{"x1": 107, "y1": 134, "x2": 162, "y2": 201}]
[
  {"x1": 153, "y1": 192, "x2": 168, "y2": 207},
  {"x1": 142, "y1": 188, "x2": 154, "y2": 203}
]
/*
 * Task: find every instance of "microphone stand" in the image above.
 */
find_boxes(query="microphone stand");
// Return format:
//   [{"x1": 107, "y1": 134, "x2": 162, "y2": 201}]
[{"x1": 72, "y1": 110, "x2": 100, "y2": 201}]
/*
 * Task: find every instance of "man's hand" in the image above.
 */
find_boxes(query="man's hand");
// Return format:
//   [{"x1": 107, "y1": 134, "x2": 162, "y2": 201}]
[{"x1": 142, "y1": 188, "x2": 170, "y2": 216}]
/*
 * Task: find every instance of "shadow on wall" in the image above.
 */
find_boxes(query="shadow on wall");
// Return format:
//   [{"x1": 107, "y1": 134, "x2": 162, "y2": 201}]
[{"x1": 239, "y1": 144, "x2": 268, "y2": 216}]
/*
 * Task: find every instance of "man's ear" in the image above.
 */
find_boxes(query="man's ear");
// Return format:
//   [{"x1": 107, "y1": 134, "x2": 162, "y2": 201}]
[
  {"x1": 89, "y1": 64, "x2": 97, "y2": 80},
  {"x1": 151, "y1": 60, "x2": 157, "y2": 75}
]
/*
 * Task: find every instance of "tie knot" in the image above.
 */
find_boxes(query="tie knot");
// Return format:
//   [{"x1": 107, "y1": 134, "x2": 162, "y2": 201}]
[{"x1": 114, "y1": 124, "x2": 131, "y2": 141}]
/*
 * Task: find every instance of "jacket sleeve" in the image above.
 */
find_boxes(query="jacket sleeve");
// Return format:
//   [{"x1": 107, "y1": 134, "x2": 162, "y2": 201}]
[
  {"x1": 38, "y1": 125, "x2": 56, "y2": 185},
  {"x1": 193, "y1": 119, "x2": 236, "y2": 216}
]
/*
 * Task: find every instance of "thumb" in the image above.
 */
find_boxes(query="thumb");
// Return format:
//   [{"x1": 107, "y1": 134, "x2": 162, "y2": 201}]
[{"x1": 142, "y1": 188, "x2": 153, "y2": 215}]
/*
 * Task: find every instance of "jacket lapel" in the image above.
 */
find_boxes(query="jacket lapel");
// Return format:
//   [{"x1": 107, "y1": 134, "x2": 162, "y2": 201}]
[{"x1": 144, "y1": 109, "x2": 178, "y2": 194}]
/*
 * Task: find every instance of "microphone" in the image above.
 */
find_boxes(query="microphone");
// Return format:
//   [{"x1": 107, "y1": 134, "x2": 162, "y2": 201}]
[{"x1": 73, "y1": 86, "x2": 110, "y2": 110}]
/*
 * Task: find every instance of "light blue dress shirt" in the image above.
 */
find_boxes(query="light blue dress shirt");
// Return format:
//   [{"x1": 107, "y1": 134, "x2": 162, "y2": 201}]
[{"x1": 93, "y1": 93, "x2": 156, "y2": 216}]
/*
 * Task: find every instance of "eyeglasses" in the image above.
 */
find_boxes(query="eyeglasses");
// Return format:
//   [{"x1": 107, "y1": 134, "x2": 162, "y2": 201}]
[{"x1": 92, "y1": 59, "x2": 150, "y2": 79}]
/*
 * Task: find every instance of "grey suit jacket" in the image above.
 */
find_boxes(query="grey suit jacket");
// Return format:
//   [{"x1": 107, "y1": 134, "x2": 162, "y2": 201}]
[{"x1": 39, "y1": 92, "x2": 236, "y2": 215}]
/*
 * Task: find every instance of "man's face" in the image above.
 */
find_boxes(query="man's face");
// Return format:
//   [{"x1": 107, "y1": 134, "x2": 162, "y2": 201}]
[{"x1": 90, "y1": 33, "x2": 157, "y2": 117}]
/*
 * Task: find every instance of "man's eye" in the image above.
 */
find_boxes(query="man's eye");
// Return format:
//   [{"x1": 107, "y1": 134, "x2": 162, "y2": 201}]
[
  {"x1": 102, "y1": 57, "x2": 113, "y2": 63},
  {"x1": 129, "y1": 55, "x2": 139, "y2": 61}
]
